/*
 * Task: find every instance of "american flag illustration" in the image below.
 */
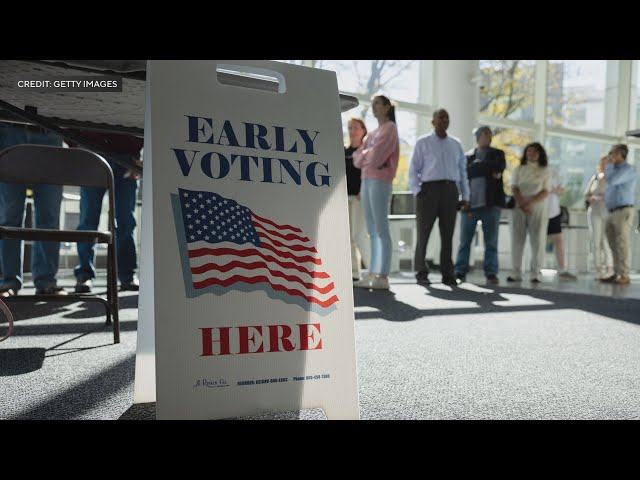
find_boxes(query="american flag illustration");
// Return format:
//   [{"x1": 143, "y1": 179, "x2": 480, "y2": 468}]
[{"x1": 174, "y1": 188, "x2": 339, "y2": 311}]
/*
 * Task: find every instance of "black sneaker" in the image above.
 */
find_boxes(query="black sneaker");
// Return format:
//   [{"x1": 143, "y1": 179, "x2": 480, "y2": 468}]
[
  {"x1": 415, "y1": 271, "x2": 430, "y2": 285},
  {"x1": 75, "y1": 278, "x2": 93, "y2": 293},
  {"x1": 455, "y1": 272, "x2": 466, "y2": 282},
  {"x1": 442, "y1": 276, "x2": 460, "y2": 286},
  {"x1": 120, "y1": 278, "x2": 140, "y2": 291},
  {"x1": 486, "y1": 274, "x2": 499, "y2": 284}
]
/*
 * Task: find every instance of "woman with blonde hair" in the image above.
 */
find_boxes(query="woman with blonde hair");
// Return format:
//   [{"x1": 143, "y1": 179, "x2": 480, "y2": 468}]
[{"x1": 584, "y1": 155, "x2": 613, "y2": 279}]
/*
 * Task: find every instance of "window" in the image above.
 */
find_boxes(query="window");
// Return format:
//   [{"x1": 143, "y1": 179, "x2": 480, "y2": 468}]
[
  {"x1": 321, "y1": 60, "x2": 420, "y2": 104},
  {"x1": 547, "y1": 61, "x2": 608, "y2": 133},
  {"x1": 633, "y1": 60, "x2": 640, "y2": 130},
  {"x1": 544, "y1": 136, "x2": 610, "y2": 209},
  {"x1": 479, "y1": 60, "x2": 535, "y2": 122}
]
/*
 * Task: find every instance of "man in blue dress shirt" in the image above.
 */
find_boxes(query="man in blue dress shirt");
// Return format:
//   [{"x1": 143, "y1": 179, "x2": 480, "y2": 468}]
[
  {"x1": 409, "y1": 109, "x2": 470, "y2": 286},
  {"x1": 601, "y1": 144, "x2": 636, "y2": 285}
]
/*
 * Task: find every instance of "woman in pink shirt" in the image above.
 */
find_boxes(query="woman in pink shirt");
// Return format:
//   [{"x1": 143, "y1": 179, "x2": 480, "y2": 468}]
[{"x1": 352, "y1": 95, "x2": 400, "y2": 290}]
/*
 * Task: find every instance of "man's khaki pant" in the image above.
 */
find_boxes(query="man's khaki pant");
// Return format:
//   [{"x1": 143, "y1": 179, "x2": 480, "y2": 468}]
[{"x1": 605, "y1": 207, "x2": 635, "y2": 277}]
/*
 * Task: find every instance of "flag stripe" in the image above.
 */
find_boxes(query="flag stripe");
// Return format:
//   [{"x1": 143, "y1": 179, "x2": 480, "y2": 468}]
[
  {"x1": 192, "y1": 274, "x2": 339, "y2": 308},
  {"x1": 190, "y1": 261, "x2": 336, "y2": 294},
  {"x1": 259, "y1": 241, "x2": 323, "y2": 265},
  {"x1": 252, "y1": 220, "x2": 310, "y2": 242},
  {"x1": 257, "y1": 233, "x2": 318, "y2": 253},
  {"x1": 251, "y1": 212, "x2": 302, "y2": 233},
  {"x1": 188, "y1": 246, "x2": 329, "y2": 278}
]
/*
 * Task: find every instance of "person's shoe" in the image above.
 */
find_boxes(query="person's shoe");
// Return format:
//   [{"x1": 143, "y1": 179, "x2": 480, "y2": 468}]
[
  {"x1": 352, "y1": 277, "x2": 361, "y2": 282},
  {"x1": 600, "y1": 274, "x2": 618, "y2": 283},
  {"x1": 486, "y1": 274, "x2": 499, "y2": 284},
  {"x1": 559, "y1": 271, "x2": 577, "y2": 280},
  {"x1": 507, "y1": 276, "x2": 522, "y2": 282},
  {"x1": 441, "y1": 276, "x2": 460, "y2": 286},
  {"x1": 415, "y1": 271, "x2": 430, "y2": 285},
  {"x1": 531, "y1": 278, "x2": 541, "y2": 283},
  {"x1": 0, "y1": 287, "x2": 18, "y2": 298},
  {"x1": 353, "y1": 277, "x2": 373, "y2": 289},
  {"x1": 613, "y1": 275, "x2": 630, "y2": 285},
  {"x1": 75, "y1": 278, "x2": 93, "y2": 293},
  {"x1": 120, "y1": 278, "x2": 140, "y2": 291},
  {"x1": 369, "y1": 277, "x2": 389, "y2": 290},
  {"x1": 455, "y1": 272, "x2": 466, "y2": 283},
  {"x1": 36, "y1": 286, "x2": 68, "y2": 295}
]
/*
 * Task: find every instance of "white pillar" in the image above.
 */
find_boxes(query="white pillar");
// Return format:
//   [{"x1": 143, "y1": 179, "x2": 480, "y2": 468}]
[
  {"x1": 427, "y1": 61, "x2": 480, "y2": 271},
  {"x1": 433, "y1": 60, "x2": 479, "y2": 150}
]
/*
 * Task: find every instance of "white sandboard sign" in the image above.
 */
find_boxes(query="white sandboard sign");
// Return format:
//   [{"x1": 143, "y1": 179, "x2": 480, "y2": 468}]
[{"x1": 134, "y1": 60, "x2": 359, "y2": 419}]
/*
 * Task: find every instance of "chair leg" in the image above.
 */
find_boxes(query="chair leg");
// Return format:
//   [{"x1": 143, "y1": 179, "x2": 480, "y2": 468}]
[{"x1": 108, "y1": 243, "x2": 120, "y2": 344}]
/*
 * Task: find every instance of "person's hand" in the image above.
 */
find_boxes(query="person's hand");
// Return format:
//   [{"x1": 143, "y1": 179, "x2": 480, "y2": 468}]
[
  {"x1": 126, "y1": 159, "x2": 143, "y2": 180},
  {"x1": 459, "y1": 200, "x2": 470, "y2": 211},
  {"x1": 492, "y1": 172, "x2": 502, "y2": 179}
]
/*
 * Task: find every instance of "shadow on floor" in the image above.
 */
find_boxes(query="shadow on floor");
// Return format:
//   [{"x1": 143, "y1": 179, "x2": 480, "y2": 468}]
[
  {"x1": 354, "y1": 283, "x2": 640, "y2": 326},
  {"x1": 0, "y1": 348, "x2": 45, "y2": 376}
]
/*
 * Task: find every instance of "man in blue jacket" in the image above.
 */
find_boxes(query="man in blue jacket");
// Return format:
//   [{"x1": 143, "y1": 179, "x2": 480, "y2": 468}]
[{"x1": 454, "y1": 126, "x2": 506, "y2": 284}]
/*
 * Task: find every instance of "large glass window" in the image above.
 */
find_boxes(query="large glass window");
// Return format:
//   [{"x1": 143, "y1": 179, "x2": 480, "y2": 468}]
[
  {"x1": 544, "y1": 136, "x2": 610, "y2": 209},
  {"x1": 479, "y1": 60, "x2": 535, "y2": 122},
  {"x1": 547, "y1": 61, "x2": 608, "y2": 133},
  {"x1": 633, "y1": 60, "x2": 640, "y2": 130},
  {"x1": 322, "y1": 60, "x2": 420, "y2": 104}
]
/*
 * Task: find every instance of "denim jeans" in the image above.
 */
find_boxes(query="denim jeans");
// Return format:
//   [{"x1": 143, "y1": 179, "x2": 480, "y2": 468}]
[
  {"x1": 74, "y1": 154, "x2": 138, "y2": 284},
  {"x1": 454, "y1": 206, "x2": 502, "y2": 276},
  {"x1": 0, "y1": 123, "x2": 63, "y2": 291},
  {"x1": 361, "y1": 178, "x2": 393, "y2": 275}
]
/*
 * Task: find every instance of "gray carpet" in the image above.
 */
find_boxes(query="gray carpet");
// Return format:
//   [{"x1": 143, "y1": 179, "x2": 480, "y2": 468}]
[{"x1": 2, "y1": 279, "x2": 640, "y2": 420}]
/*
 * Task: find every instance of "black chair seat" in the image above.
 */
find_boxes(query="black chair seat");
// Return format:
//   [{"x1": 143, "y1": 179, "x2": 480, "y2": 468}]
[{"x1": 0, "y1": 226, "x2": 112, "y2": 244}]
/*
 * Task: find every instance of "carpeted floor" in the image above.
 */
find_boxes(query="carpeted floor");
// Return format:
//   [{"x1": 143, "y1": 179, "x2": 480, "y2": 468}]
[{"x1": 2, "y1": 275, "x2": 640, "y2": 420}]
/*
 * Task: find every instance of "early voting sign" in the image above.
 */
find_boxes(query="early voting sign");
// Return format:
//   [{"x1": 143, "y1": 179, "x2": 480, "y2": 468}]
[{"x1": 135, "y1": 60, "x2": 359, "y2": 419}]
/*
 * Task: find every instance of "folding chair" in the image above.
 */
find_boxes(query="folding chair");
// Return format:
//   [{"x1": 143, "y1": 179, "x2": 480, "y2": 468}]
[{"x1": 0, "y1": 144, "x2": 120, "y2": 343}]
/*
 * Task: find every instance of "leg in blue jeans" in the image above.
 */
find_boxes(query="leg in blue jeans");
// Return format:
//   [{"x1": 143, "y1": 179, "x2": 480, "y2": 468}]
[
  {"x1": 0, "y1": 125, "x2": 62, "y2": 292},
  {"x1": 112, "y1": 161, "x2": 138, "y2": 284},
  {"x1": 454, "y1": 210, "x2": 479, "y2": 276},
  {"x1": 0, "y1": 182, "x2": 27, "y2": 290},
  {"x1": 31, "y1": 184, "x2": 63, "y2": 291},
  {"x1": 75, "y1": 157, "x2": 138, "y2": 284},
  {"x1": 480, "y1": 206, "x2": 501, "y2": 276},
  {"x1": 361, "y1": 179, "x2": 393, "y2": 275},
  {"x1": 75, "y1": 186, "x2": 106, "y2": 281}
]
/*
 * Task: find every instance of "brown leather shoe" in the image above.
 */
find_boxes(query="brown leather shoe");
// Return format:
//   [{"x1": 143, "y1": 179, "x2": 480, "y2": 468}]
[
  {"x1": 613, "y1": 275, "x2": 630, "y2": 285},
  {"x1": 599, "y1": 274, "x2": 618, "y2": 283}
]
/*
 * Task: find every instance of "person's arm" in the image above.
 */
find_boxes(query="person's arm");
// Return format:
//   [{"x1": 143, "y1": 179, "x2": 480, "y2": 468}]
[
  {"x1": 352, "y1": 138, "x2": 367, "y2": 169},
  {"x1": 510, "y1": 166, "x2": 526, "y2": 207},
  {"x1": 605, "y1": 163, "x2": 636, "y2": 186},
  {"x1": 457, "y1": 144, "x2": 470, "y2": 203},
  {"x1": 358, "y1": 123, "x2": 399, "y2": 170},
  {"x1": 584, "y1": 175, "x2": 595, "y2": 200},
  {"x1": 409, "y1": 140, "x2": 424, "y2": 196},
  {"x1": 551, "y1": 169, "x2": 565, "y2": 196},
  {"x1": 528, "y1": 189, "x2": 549, "y2": 205},
  {"x1": 467, "y1": 149, "x2": 506, "y2": 178}
]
